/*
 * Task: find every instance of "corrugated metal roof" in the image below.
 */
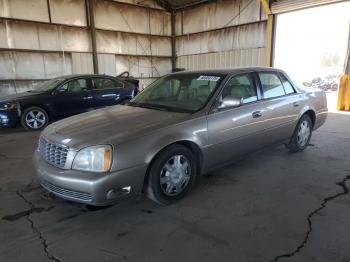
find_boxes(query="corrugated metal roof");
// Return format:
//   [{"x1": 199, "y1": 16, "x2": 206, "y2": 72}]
[
  {"x1": 271, "y1": 0, "x2": 346, "y2": 13},
  {"x1": 160, "y1": 0, "x2": 211, "y2": 9}
]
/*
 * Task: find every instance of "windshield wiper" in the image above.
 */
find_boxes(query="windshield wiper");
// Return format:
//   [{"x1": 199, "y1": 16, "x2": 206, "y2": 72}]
[
  {"x1": 138, "y1": 104, "x2": 170, "y2": 111},
  {"x1": 129, "y1": 102, "x2": 191, "y2": 113}
]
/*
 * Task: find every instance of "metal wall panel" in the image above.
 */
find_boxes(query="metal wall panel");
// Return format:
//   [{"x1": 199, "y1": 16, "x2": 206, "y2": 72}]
[
  {"x1": 96, "y1": 30, "x2": 171, "y2": 56},
  {"x1": 95, "y1": 1, "x2": 171, "y2": 36},
  {"x1": 49, "y1": 0, "x2": 87, "y2": 26},
  {"x1": 150, "y1": 11, "x2": 171, "y2": 36},
  {"x1": 0, "y1": 80, "x2": 46, "y2": 96},
  {"x1": 176, "y1": 22, "x2": 266, "y2": 56},
  {"x1": 0, "y1": 20, "x2": 91, "y2": 52},
  {"x1": 0, "y1": 51, "x2": 72, "y2": 79},
  {"x1": 98, "y1": 53, "x2": 116, "y2": 75},
  {"x1": 0, "y1": 0, "x2": 49, "y2": 22},
  {"x1": 176, "y1": 0, "x2": 262, "y2": 35},
  {"x1": 0, "y1": 52, "x2": 15, "y2": 79},
  {"x1": 139, "y1": 78, "x2": 157, "y2": 89},
  {"x1": 71, "y1": 52, "x2": 93, "y2": 74},
  {"x1": 176, "y1": 48, "x2": 266, "y2": 70}
]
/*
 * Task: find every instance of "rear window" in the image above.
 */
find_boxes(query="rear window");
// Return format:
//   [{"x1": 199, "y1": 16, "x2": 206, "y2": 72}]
[
  {"x1": 259, "y1": 72, "x2": 286, "y2": 99},
  {"x1": 92, "y1": 78, "x2": 123, "y2": 89},
  {"x1": 279, "y1": 73, "x2": 295, "y2": 94}
]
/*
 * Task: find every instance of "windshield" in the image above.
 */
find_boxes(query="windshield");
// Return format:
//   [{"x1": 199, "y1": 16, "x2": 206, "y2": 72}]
[
  {"x1": 130, "y1": 73, "x2": 225, "y2": 112},
  {"x1": 32, "y1": 78, "x2": 65, "y2": 92}
]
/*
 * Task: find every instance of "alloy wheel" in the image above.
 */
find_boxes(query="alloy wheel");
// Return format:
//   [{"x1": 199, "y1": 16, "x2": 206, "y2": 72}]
[
  {"x1": 297, "y1": 120, "x2": 311, "y2": 147},
  {"x1": 25, "y1": 110, "x2": 46, "y2": 129},
  {"x1": 160, "y1": 155, "x2": 191, "y2": 196}
]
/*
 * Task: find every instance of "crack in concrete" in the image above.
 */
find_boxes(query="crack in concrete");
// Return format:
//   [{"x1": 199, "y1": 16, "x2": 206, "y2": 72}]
[
  {"x1": 16, "y1": 190, "x2": 61, "y2": 262},
  {"x1": 269, "y1": 175, "x2": 350, "y2": 262}
]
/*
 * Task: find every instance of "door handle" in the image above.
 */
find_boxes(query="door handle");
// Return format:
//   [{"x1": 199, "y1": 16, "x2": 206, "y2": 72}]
[
  {"x1": 252, "y1": 111, "x2": 262, "y2": 118},
  {"x1": 102, "y1": 94, "x2": 118, "y2": 97},
  {"x1": 293, "y1": 102, "x2": 300, "y2": 107},
  {"x1": 83, "y1": 96, "x2": 93, "y2": 100}
]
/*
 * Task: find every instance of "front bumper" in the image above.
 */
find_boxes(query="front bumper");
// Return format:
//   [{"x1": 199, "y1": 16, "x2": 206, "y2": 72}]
[
  {"x1": 0, "y1": 110, "x2": 19, "y2": 127},
  {"x1": 33, "y1": 151, "x2": 148, "y2": 206}
]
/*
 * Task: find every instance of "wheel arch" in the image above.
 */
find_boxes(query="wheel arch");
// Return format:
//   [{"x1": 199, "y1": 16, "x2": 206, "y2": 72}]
[
  {"x1": 302, "y1": 109, "x2": 316, "y2": 128},
  {"x1": 20, "y1": 103, "x2": 52, "y2": 120}
]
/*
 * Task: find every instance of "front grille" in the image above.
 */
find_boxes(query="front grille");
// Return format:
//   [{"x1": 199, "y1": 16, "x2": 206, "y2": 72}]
[
  {"x1": 41, "y1": 180, "x2": 92, "y2": 202},
  {"x1": 39, "y1": 137, "x2": 68, "y2": 168}
]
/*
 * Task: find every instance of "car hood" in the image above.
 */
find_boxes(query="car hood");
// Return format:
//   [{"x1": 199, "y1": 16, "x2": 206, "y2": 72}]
[
  {"x1": 0, "y1": 91, "x2": 44, "y2": 103},
  {"x1": 42, "y1": 105, "x2": 190, "y2": 149}
]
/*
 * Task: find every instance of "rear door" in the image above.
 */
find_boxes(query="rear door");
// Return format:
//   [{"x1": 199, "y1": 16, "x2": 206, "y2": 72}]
[
  {"x1": 206, "y1": 72, "x2": 267, "y2": 169},
  {"x1": 51, "y1": 78, "x2": 94, "y2": 118},
  {"x1": 257, "y1": 71, "x2": 303, "y2": 144},
  {"x1": 90, "y1": 77, "x2": 125, "y2": 108}
]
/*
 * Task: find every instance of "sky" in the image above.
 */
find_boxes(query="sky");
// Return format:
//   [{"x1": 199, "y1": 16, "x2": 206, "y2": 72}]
[{"x1": 274, "y1": 2, "x2": 350, "y2": 83}]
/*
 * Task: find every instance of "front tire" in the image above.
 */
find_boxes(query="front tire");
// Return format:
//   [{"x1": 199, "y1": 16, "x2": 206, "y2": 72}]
[
  {"x1": 145, "y1": 145, "x2": 197, "y2": 205},
  {"x1": 20, "y1": 106, "x2": 49, "y2": 131},
  {"x1": 286, "y1": 114, "x2": 312, "y2": 152}
]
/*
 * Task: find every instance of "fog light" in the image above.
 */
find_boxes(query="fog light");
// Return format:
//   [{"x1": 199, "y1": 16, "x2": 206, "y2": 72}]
[
  {"x1": 106, "y1": 186, "x2": 132, "y2": 200},
  {"x1": 106, "y1": 189, "x2": 117, "y2": 200}
]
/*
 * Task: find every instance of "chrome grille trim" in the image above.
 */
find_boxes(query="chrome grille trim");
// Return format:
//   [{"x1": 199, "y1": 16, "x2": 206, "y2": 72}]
[
  {"x1": 39, "y1": 137, "x2": 68, "y2": 168},
  {"x1": 41, "y1": 180, "x2": 92, "y2": 202}
]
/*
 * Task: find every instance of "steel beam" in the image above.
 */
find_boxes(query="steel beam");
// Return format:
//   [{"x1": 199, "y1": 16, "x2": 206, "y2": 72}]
[
  {"x1": 171, "y1": 12, "x2": 176, "y2": 71},
  {"x1": 261, "y1": 0, "x2": 275, "y2": 66},
  {"x1": 87, "y1": 0, "x2": 99, "y2": 74}
]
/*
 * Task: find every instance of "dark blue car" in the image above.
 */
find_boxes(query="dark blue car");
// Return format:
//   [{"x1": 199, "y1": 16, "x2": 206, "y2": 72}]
[{"x1": 0, "y1": 74, "x2": 138, "y2": 131}]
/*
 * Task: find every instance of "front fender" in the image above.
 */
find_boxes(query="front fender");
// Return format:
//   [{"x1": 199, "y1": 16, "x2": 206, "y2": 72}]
[{"x1": 113, "y1": 116, "x2": 208, "y2": 172}]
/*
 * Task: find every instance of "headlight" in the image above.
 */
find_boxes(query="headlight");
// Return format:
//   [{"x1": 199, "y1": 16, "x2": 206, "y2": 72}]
[
  {"x1": 72, "y1": 145, "x2": 113, "y2": 172},
  {"x1": 0, "y1": 102, "x2": 17, "y2": 111}
]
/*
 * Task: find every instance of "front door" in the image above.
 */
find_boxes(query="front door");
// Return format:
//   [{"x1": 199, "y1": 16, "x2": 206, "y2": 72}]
[{"x1": 206, "y1": 73, "x2": 267, "y2": 170}]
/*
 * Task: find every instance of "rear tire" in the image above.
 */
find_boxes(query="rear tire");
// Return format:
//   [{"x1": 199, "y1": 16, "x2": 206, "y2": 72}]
[
  {"x1": 286, "y1": 114, "x2": 312, "y2": 152},
  {"x1": 20, "y1": 106, "x2": 49, "y2": 131},
  {"x1": 145, "y1": 145, "x2": 197, "y2": 205}
]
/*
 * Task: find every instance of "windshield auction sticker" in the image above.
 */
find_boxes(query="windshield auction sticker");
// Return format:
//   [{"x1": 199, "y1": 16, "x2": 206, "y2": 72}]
[{"x1": 197, "y1": 76, "x2": 220, "y2": 81}]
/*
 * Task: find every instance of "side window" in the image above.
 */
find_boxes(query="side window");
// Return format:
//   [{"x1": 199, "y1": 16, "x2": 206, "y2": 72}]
[
  {"x1": 259, "y1": 72, "x2": 286, "y2": 99},
  {"x1": 279, "y1": 73, "x2": 295, "y2": 94},
  {"x1": 60, "y1": 79, "x2": 87, "y2": 93},
  {"x1": 92, "y1": 78, "x2": 122, "y2": 90},
  {"x1": 221, "y1": 74, "x2": 258, "y2": 104}
]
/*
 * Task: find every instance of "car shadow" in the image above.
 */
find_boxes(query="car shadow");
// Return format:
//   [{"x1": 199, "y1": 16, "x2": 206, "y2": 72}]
[{"x1": 0, "y1": 126, "x2": 39, "y2": 134}]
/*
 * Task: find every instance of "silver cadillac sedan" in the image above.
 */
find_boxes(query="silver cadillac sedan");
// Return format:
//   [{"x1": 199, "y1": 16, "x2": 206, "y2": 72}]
[{"x1": 33, "y1": 67, "x2": 328, "y2": 206}]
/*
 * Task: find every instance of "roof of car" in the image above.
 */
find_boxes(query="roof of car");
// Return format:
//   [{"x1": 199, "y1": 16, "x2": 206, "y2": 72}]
[
  {"x1": 54, "y1": 74, "x2": 119, "y2": 80},
  {"x1": 171, "y1": 67, "x2": 283, "y2": 75}
]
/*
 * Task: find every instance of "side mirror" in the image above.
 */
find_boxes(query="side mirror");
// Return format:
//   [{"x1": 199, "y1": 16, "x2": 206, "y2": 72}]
[
  {"x1": 52, "y1": 87, "x2": 66, "y2": 95},
  {"x1": 218, "y1": 97, "x2": 242, "y2": 109}
]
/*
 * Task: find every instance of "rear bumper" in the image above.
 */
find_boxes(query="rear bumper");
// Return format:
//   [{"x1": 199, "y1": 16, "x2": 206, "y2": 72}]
[
  {"x1": 33, "y1": 151, "x2": 148, "y2": 206},
  {"x1": 314, "y1": 110, "x2": 328, "y2": 130},
  {"x1": 0, "y1": 110, "x2": 19, "y2": 127}
]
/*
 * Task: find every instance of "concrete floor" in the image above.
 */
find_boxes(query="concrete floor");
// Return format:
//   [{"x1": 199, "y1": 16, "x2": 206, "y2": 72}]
[{"x1": 0, "y1": 112, "x2": 350, "y2": 262}]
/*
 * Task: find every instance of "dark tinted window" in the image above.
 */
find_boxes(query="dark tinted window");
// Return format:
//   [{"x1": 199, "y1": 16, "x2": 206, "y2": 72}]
[
  {"x1": 34, "y1": 78, "x2": 64, "y2": 92},
  {"x1": 259, "y1": 72, "x2": 286, "y2": 99},
  {"x1": 60, "y1": 79, "x2": 87, "y2": 93},
  {"x1": 221, "y1": 74, "x2": 257, "y2": 104},
  {"x1": 92, "y1": 78, "x2": 123, "y2": 90},
  {"x1": 279, "y1": 73, "x2": 295, "y2": 94}
]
